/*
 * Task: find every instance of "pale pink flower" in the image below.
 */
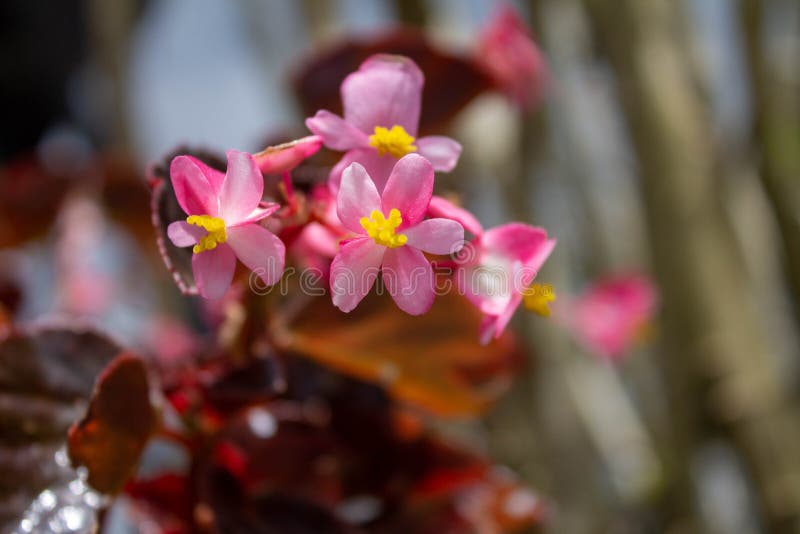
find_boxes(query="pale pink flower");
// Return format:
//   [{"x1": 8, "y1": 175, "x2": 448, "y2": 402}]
[
  {"x1": 166, "y1": 150, "x2": 285, "y2": 299},
  {"x1": 306, "y1": 54, "x2": 462, "y2": 194},
  {"x1": 457, "y1": 223, "x2": 556, "y2": 344},
  {"x1": 330, "y1": 154, "x2": 464, "y2": 315},
  {"x1": 477, "y1": 5, "x2": 548, "y2": 111},
  {"x1": 557, "y1": 275, "x2": 658, "y2": 361}
]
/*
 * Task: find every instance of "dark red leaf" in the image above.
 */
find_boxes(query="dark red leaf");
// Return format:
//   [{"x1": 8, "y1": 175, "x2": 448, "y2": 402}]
[
  {"x1": 0, "y1": 326, "x2": 121, "y2": 531},
  {"x1": 68, "y1": 353, "x2": 158, "y2": 494},
  {"x1": 0, "y1": 154, "x2": 75, "y2": 247}
]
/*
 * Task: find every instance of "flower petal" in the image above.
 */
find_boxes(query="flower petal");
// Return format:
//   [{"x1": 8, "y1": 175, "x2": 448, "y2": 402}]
[
  {"x1": 192, "y1": 244, "x2": 236, "y2": 300},
  {"x1": 482, "y1": 223, "x2": 555, "y2": 267},
  {"x1": 342, "y1": 54, "x2": 423, "y2": 136},
  {"x1": 479, "y1": 315, "x2": 499, "y2": 345},
  {"x1": 416, "y1": 136, "x2": 462, "y2": 172},
  {"x1": 170, "y1": 155, "x2": 220, "y2": 216},
  {"x1": 477, "y1": 293, "x2": 523, "y2": 345},
  {"x1": 428, "y1": 195, "x2": 484, "y2": 237},
  {"x1": 219, "y1": 150, "x2": 264, "y2": 224},
  {"x1": 381, "y1": 154, "x2": 433, "y2": 228},
  {"x1": 404, "y1": 218, "x2": 464, "y2": 255},
  {"x1": 337, "y1": 162, "x2": 381, "y2": 234},
  {"x1": 253, "y1": 135, "x2": 323, "y2": 174},
  {"x1": 494, "y1": 293, "x2": 524, "y2": 338},
  {"x1": 382, "y1": 246, "x2": 434, "y2": 315},
  {"x1": 328, "y1": 148, "x2": 397, "y2": 195},
  {"x1": 231, "y1": 202, "x2": 281, "y2": 227},
  {"x1": 458, "y1": 258, "x2": 514, "y2": 317},
  {"x1": 306, "y1": 111, "x2": 370, "y2": 151},
  {"x1": 226, "y1": 224, "x2": 286, "y2": 287},
  {"x1": 330, "y1": 237, "x2": 384, "y2": 312},
  {"x1": 167, "y1": 221, "x2": 205, "y2": 247}
]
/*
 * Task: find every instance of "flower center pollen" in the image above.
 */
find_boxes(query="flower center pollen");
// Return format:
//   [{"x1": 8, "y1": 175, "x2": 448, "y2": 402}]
[
  {"x1": 187, "y1": 215, "x2": 227, "y2": 254},
  {"x1": 360, "y1": 208, "x2": 408, "y2": 248},
  {"x1": 523, "y1": 283, "x2": 555, "y2": 317},
  {"x1": 368, "y1": 125, "x2": 417, "y2": 158}
]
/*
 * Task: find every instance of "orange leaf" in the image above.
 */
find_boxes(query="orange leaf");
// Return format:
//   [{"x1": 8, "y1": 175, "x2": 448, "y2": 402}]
[{"x1": 286, "y1": 291, "x2": 522, "y2": 417}]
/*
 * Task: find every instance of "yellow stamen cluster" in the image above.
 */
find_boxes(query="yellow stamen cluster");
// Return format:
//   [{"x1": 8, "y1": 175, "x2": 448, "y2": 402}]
[
  {"x1": 360, "y1": 208, "x2": 408, "y2": 248},
  {"x1": 368, "y1": 125, "x2": 417, "y2": 158},
  {"x1": 523, "y1": 283, "x2": 556, "y2": 317},
  {"x1": 187, "y1": 215, "x2": 227, "y2": 254}
]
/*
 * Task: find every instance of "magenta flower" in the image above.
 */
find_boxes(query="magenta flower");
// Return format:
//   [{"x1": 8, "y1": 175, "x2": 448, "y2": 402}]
[
  {"x1": 330, "y1": 154, "x2": 464, "y2": 315},
  {"x1": 477, "y1": 5, "x2": 548, "y2": 111},
  {"x1": 166, "y1": 150, "x2": 286, "y2": 300},
  {"x1": 306, "y1": 54, "x2": 462, "y2": 194},
  {"x1": 557, "y1": 275, "x2": 658, "y2": 361},
  {"x1": 457, "y1": 223, "x2": 556, "y2": 344}
]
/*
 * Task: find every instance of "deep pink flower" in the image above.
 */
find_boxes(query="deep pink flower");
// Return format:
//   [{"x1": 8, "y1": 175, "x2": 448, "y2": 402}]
[
  {"x1": 330, "y1": 154, "x2": 464, "y2": 315},
  {"x1": 306, "y1": 54, "x2": 462, "y2": 194},
  {"x1": 556, "y1": 275, "x2": 658, "y2": 361},
  {"x1": 457, "y1": 223, "x2": 556, "y2": 344},
  {"x1": 477, "y1": 5, "x2": 548, "y2": 111},
  {"x1": 166, "y1": 150, "x2": 285, "y2": 299}
]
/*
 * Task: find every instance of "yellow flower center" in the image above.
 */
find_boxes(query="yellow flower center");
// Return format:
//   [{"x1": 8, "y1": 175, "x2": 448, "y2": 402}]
[
  {"x1": 360, "y1": 208, "x2": 408, "y2": 248},
  {"x1": 523, "y1": 283, "x2": 556, "y2": 317},
  {"x1": 187, "y1": 215, "x2": 227, "y2": 254},
  {"x1": 368, "y1": 125, "x2": 417, "y2": 158}
]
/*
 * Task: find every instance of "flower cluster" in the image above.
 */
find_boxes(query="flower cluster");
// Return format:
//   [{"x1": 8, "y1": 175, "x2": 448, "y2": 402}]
[{"x1": 164, "y1": 53, "x2": 555, "y2": 343}]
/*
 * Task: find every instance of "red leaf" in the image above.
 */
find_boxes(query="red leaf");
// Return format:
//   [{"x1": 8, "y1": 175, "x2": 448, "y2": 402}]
[{"x1": 68, "y1": 354, "x2": 158, "y2": 494}]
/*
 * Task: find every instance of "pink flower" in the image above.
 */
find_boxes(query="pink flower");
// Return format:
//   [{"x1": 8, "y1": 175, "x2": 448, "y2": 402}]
[
  {"x1": 166, "y1": 150, "x2": 286, "y2": 300},
  {"x1": 330, "y1": 154, "x2": 464, "y2": 315},
  {"x1": 306, "y1": 54, "x2": 462, "y2": 194},
  {"x1": 477, "y1": 5, "x2": 548, "y2": 111},
  {"x1": 457, "y1": 223, "x2": 556, "y2": 344},
  {"x1": 557, "y1": 275, "x2": 658, "y2": 361}
]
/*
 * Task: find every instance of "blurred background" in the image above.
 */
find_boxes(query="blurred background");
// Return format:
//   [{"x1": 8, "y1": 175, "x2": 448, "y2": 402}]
[{"x1": 2, "y1": 0, "x2": 800, "y2": 532}]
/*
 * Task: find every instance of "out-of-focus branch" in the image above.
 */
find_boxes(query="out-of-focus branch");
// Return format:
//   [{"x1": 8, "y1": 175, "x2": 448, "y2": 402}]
[
  {"x1": 739, "y1": 0, "x2": 800, "y2": 328},
  {"x1": 584, "y1": 0, "x2": 800, "y2": 531}
]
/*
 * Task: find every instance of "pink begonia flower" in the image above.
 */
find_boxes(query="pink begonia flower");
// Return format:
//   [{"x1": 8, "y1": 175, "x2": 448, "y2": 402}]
[
  {"x1": 477, "y1": 5, "x2": 548, "y2": 111},
  {"x1": 457, "y1": 223, "x2": 556, "y2": 344},
  {"x1": 330, "y1": 154, "x2": 464, "y2": 315},
  {"x1": 252, "y1": 135, "x2": 322, "y2": 174},
  {"x1": 166, "y1": 150, "x2": 286, "y2": 300},
  {"x1": 306, "y1": 54, "x2": 462, "y2": 194},
  {"x1": 556, "y1": 275, "x2": 658, "y2": 361}
]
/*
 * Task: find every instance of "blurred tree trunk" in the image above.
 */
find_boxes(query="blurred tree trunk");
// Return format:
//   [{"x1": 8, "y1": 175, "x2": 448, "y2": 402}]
[
  {"x1": 393, "y1": 0, "x2": 427, "y2": 27},
  {"x1": 739, "y1": 0, "x2": 800, "y2": 328},
  {"x1": 86, "y1": 0, "x2": 138, "y2": 149},
  {"x1": 584, "y1": 0, "x2": 800, "y2": 532}
]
